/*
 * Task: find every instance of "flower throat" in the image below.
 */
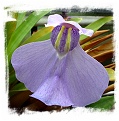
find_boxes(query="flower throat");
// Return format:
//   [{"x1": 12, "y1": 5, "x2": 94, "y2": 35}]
[{"x1": 51, "y1": 23, "x2": 80, "y2": 57}]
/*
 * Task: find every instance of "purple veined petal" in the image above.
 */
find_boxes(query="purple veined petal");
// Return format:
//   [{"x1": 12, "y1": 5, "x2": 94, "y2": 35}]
[
  {"x1": 11, "y1": 35, "x2": 108, "y2": 107},
  {"x1": 31, "y1": 76, "x2": 73, "y2": 106},
  {"x1": 65, "y1": 21, "x2": 94, "y2": 36},
  {"x1": 64, "y1": 44, "x2": 109, "y2": 107},
  {"x1": 11, "y1": 40, "x2": 58, "y2": 92},
  {"x1": 30, "y1": 43, "x2": 109, "y2": 107},
  {"x1": 45, "y1": 14, "x2": 65, "y2": 27},
  {"x1": 30, "y1": 54, "x2": 74, "y2": 106}
]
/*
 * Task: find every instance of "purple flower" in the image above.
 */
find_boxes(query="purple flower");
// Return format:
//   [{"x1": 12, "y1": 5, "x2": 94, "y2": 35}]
[{"x1": 11, "y1": 14, "x2": 109, "y2": 107}]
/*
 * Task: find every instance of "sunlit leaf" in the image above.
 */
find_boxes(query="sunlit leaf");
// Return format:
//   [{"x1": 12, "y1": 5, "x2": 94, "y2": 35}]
[
  {"x1": 86, "y1": 96, "x2": 115, "y2": 110},
  {"x1": 80, "y1": 16, "x2": 113, "y2": 41},
  {"x1": 106, "y1": 68, "x2": 115, "y2": 81},
  {"x1": 7, "y1": 10, "x2": 51, "y2": 62},
  {"x1": 22, "y1": 26, "x2": 53, "y2": 45},
  {"x1": 85, "y1": 16, "x2": 112, "y2": 31},
  {"x1": 38, "y1": 32, "x2": 51, "y2": 41}
]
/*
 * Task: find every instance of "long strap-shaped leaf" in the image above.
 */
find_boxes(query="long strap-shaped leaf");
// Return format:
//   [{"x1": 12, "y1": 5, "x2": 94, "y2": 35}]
[
  {"x1": 16, "y1": 12, "x2": 26, "y2": 28},
  {"x1": 21, "y1": 26, "x2": 53, "y2": 45},
  {"x1": 7, "y1": 10, "x2": 51, "y2": 62},
  {"x1": 80, "y1": 16, "x2": 113, "y2": 41}
]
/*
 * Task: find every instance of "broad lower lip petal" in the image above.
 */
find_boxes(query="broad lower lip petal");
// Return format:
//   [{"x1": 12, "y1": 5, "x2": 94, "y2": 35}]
[
  {"x1": 30, "y1": 76, "x2": 74, "y2": 106},
  {"x1": 11, "y1": 40, "x2": 57, "y2": 92},
  {"x1": 11, "y1": 40, "x2": 109, "y2": 107}
]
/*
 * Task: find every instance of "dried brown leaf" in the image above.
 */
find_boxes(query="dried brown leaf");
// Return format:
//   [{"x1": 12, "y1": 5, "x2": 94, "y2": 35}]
[
  {"x1": 92, "y1": 50, "x2": 114, "y2": 62},
  {"x1": 105, "y1": 63, "x2": 115, "y2": 68},
  {"x1": 82, "y1": 34, "x2": 113, "y2": 51},
  {"x1": 110, "y1": 65, "x2": 115, "y2": 70},
  {"x1": 9, "y1": 91, "x2": 32, "y2": 108},
  {"x1": 105, "y1": 63, "x2": 115, "y2": 70},
  {"x1": 104, "y1": 84, "x2": 114, "y2": 94},
  {"x1": 26, "y1": 99, "x2": 47, "y2": 111},
  {"x1": 80, "y1": 30, "x2": 109, "y2": 45},
  {"x1": 87, "y1": 40, "x2": 114, "y2": 57}
]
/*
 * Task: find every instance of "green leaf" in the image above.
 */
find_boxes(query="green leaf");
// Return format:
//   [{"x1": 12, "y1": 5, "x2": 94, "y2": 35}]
[
  {"x1": 5, "y1": 21, "x2": 16, "y2": 43},
  {"x1": 9, "y1": 83, "x2": 28, "y2": 97},
  {"x1": 69, "y1": 17, "x2": 82, "y2": 23},
  {"x1": 10, "y1": 83, "x2": 27, "y2": 91},
  {"x1": 16, "y1": 12, "x2": 26, "y2": 28},
  {"x1": 80, "y1": 16, "x2": 113, "y2": 41},
  {"x1": 106, "y1": 68, "x2": 115, "y2": 81},
  {"x1": 86, "y1": 96, "x2": 115, "y2": 110},
  {"x1": 38, "y1": 32, "x2": 51, "y2": 41},
  {"x1": 22, "y1": 26, "x2": 53, "y2": 45},
  {"x1": 7, "y1": 10, "x2": 51, "y2": 62},
  {"x1": 9, "y1": 72, "x2": 17, "y2": 85}
]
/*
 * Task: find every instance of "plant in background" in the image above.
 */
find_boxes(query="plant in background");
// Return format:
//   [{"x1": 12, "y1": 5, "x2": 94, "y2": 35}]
[{"x1": 6, "y1": 10, "x2": 114, "y2": 113}]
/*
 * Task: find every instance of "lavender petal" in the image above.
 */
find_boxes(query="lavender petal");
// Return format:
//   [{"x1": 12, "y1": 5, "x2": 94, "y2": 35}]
[
  {"x1": 11, "y1": 39, "x2": 109, "y2": 107},
  {"x1": 81, "y1": 28, "x2": 94, "y2": 36},
  {"x1": 45, "y1": 14, "x2": 65, "y2": 27},
  {"x1": 11, "y1": 40, "x2": 57, "y2": 92},
  {"x1": 31, "y1": 76, "x2": 73, "y2": 106},
  {"x1": 64, "y1": 44, "x2": 109, "y2": 107},
  {"x1": 65, "y1": 21, "x2": 94, "y2": 36}
]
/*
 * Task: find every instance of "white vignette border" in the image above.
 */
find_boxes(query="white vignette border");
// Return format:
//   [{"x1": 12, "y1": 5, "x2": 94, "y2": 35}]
[{"x1": 0, "y1": 0, "x2": 119, "y2": 120}]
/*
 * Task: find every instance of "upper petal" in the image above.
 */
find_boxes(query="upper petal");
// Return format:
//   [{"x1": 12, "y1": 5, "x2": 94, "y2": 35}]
[
  {"x1": 11, "y1": 40, "x2": 57, "y2": 92},
  {"x1": 45, "y1": 14, "x2": 94, "y2": 36},
  {"x1": 45, "y1": 14, "x2": 65, "y2": 27},
  {"x1": 64, "y1": 44, "x2": 109, "y2": 107},
  {"x1": 65, "y1": 21, "x2": 94, "y2": 36},
  {"x1": 81, "y1": 28, "x2": 94, "y2": 36},
  {"x1": 65, "y1": 21, "x2": 83, "y2": 31}
]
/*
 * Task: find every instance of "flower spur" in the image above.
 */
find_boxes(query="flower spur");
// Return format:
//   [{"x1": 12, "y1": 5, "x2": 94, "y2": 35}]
[{"x1": 11, "y1": 14, "x2": 109, "y2": 107}]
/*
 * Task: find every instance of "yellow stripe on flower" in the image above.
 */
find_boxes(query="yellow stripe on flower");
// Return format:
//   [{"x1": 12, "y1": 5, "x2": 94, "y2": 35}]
[
  {"x1": 55, "y1": 26, "x2": 65, "y2": 49},
  {"x1": 64, "y1": 28, "x2": 72, "y2": 52}
]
